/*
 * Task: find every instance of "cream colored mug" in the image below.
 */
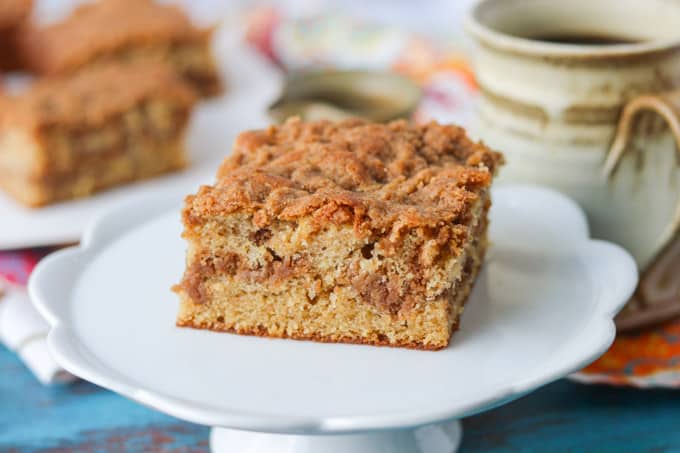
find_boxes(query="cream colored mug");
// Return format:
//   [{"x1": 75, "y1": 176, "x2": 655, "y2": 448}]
[{"x1": 466, "y1": 0, "x2": 680, "y2": 270}]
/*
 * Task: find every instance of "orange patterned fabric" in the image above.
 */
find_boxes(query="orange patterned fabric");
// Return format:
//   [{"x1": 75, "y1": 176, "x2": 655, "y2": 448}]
[{"x1": 573, "y1": 320, "x2": 680, "y2": 387}]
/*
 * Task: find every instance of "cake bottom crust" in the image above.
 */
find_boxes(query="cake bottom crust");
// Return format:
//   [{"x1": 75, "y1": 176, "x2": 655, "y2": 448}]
[{"x1": 176, "y1": 237, "x2": 486, "y2": 351}]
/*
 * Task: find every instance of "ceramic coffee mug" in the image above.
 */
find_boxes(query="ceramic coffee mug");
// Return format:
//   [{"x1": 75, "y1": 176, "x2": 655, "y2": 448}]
[{"x1": 466, "y1": 0, "x2": 680, "y2": 270}]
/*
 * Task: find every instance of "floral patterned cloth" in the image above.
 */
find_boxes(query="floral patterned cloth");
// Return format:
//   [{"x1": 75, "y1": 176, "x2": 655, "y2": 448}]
[{"x1": 0, "y1": 249, "x2": 50, "y2": 286}]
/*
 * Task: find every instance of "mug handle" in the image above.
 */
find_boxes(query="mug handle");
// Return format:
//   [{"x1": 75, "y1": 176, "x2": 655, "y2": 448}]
[{"x1": 602, "y1": 89, "x2": 680, "y2": 264}]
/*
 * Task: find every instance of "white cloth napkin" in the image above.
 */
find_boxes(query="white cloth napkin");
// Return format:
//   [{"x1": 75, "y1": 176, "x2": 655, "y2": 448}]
[{"x1": 0, "y1": 280, "x2": 76, "y2": 385}]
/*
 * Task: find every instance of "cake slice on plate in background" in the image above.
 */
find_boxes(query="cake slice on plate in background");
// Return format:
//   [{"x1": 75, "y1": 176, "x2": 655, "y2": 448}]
[
  {"x1": 18, "y1": 0, "x2": 222, "y2": 97},
  {"x1": 0, "y1": 62, "x2": 196, "y2": 207}
]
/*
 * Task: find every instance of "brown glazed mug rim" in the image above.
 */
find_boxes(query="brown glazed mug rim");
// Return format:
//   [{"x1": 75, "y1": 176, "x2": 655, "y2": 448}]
[{"x1": 465, "y1": 0, "x2": 680, "y2": 59}]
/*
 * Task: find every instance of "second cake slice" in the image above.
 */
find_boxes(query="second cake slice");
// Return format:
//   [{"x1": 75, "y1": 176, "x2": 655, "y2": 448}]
[{"x1": 0, "y1": 62, "x2": 196, "y2": 207}]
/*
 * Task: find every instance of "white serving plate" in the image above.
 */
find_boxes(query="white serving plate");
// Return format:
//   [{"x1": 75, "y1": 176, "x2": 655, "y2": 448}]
[
  {"x1": 0, "y1": 26, "x2": 282, "y2": 250},
  {"x1": 29, "y1": 185, "x2": 637, "y2": 453}
]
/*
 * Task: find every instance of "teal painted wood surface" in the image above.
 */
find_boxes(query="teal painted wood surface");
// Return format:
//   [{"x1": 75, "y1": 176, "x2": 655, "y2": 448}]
[{"x1": 2, "y1": 344, "x2": 680, "y2": 452}]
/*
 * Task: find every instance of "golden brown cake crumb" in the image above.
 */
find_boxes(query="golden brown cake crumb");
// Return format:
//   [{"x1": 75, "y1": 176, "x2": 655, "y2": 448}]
[
  {"x1": 175, "y1": 119, "x2": 503, "y2": 350},
  {"x1": 18, "y1": 0, "x2": 222, "y2": 97},
  {"x1": 188, "y1": 118, "x2": 501, "y2": 241},
  {"x1": 0, "y1": 61, "x2": 196, "y2": 207}
]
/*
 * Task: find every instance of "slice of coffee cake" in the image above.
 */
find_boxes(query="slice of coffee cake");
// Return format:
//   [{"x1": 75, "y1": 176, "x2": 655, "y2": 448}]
[
  {"x1": 174, "y1": 118, "x2": 503, "y2": 350},
  {"x1": 0, "y1": 62, "x2": 196, "y2": 207},
  {"x1": 18, "y1": 0, "x2": 222, "y2": 97}
]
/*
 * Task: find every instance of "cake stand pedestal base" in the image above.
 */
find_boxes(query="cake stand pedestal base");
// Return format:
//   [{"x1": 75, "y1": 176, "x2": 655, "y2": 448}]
[{"x1": 210, "y1": 420, "x2": 462, "y2": 453}]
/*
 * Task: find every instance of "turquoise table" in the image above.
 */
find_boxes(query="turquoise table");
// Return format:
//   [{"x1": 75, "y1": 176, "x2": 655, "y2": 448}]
[{"x1": 2, "y1": 344, "x2": 680, "y2": 452}]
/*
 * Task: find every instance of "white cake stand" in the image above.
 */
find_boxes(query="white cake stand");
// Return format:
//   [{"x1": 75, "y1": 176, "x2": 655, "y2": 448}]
[{"x1": 29, "y1": 185, "x2": 637, "y2": 453}]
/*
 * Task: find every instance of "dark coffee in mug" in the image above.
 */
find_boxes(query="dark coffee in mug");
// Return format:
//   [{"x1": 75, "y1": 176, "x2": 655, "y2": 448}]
[{"x1": 527, "y1": 33, "x2": 642, "y2": 45}]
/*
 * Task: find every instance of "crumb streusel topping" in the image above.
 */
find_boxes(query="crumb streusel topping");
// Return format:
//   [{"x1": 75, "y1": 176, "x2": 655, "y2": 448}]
[
  {"x1": 0, "y1": 62, "x2": 196, "y2": 129},
  {"x1": 18, "y1": 0, "x2": 210, "y2": 74},
  {"x1": 185, "y1": 118, "x2": 503, "y2": 244}
]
